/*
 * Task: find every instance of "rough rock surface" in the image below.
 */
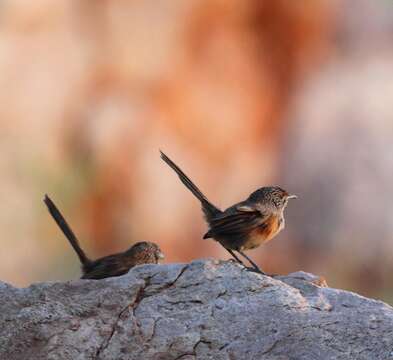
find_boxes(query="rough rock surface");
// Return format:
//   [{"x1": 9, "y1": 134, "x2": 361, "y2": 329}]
[{"x1": 0, "y1": 259, "x2": 392, "y2": 360}]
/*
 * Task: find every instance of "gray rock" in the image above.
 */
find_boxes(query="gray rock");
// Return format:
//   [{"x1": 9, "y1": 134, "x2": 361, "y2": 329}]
[{"x1": 0, "y1": 259, "x2": 392, "y2": 360}]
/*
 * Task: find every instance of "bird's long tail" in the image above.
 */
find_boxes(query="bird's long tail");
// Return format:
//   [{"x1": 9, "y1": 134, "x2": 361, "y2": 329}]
[
  {"x1": 160, "y1": 151, "x2": 221, "y2": 221},
  {"x1": 44, "y1": 195, "x2": 91, "y2": 266}
]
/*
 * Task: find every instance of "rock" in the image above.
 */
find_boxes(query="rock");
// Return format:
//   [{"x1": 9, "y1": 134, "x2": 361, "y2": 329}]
[{"x1": 0, "y1": 259, "x2": 392, "y2": 360}]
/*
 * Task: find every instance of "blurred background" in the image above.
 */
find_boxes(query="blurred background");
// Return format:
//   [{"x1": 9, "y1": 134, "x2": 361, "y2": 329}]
[{"x1": 1, "y1": 0, "x2": 392, "y2": 303}]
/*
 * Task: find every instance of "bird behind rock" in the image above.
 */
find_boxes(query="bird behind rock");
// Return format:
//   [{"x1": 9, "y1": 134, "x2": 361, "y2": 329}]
[{"x1": 44, "y1": 195, "x2": 164, "y2": 280}]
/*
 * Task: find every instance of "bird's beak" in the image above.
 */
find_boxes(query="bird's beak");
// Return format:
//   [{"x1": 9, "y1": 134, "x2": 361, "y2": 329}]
[
  {"x1": 287, "y1": 194, "x2": 297, "y2": 200},
  {"x1": 157, "y1": 251, "x2": 165, "y2": 260}
]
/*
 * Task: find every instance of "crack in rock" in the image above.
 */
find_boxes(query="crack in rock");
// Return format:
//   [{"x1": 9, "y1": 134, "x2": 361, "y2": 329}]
[
  {"x1": 94, "y1": 286, "x2": 144, "y2": 359},
  {"x1": 94, "y1": 265, "x2": 190, "y2": 359}
]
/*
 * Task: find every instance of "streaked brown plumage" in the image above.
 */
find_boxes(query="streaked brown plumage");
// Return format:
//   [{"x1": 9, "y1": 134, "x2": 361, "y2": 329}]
[
  {"x1": 44, "y1": 195, "x2": 164, "y2": 280},
  {"x1": 160, "y1": 151, "x2": 296, "y2": 274}
]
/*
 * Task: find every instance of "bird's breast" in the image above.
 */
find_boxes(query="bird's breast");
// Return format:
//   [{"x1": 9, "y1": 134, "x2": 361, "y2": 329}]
[{"x1": 242, "y1": 214, "x2": 283, "y2": 250}]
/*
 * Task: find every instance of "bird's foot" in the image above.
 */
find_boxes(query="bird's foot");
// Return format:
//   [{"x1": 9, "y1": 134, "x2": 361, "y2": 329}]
[
  {"x1": 243, "y1": 266, "x2": 267, "y2": 276},
  {"x1": 227, "y1": 258, "x2": 239, "y2": 263}
]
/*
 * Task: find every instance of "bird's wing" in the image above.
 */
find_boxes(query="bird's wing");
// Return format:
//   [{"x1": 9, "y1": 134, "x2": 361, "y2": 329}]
[{"x1": 203, "y1": 208, "x2": 269, "y2": 239}]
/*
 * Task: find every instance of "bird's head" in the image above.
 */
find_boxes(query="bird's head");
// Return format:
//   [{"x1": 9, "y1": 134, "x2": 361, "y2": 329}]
[
  {"x1": 124, "y1": 241, "x2": 164, "y2": 264},
  {"x1": 248, "y1": 186, "x2": 297, "y2": 211}
]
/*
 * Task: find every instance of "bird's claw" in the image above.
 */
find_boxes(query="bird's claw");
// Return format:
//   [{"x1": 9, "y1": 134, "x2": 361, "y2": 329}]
[{"x1": 242, "y1": 266, "x2": 267, "y2": 275}]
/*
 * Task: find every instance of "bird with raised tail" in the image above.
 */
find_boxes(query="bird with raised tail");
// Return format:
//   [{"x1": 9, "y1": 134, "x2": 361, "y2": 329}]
[
  {"x1": 44, "y1": 195, "x2": 164, "y2": 280},
  {"x1": 160, "y1": 151, "x2": 296, "y2": 274}
]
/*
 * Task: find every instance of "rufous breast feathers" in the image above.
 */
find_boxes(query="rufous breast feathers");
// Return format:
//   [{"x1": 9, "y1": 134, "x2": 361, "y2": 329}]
[{"x1": 242, "y1": 214, "x2": 283, "y2": 250}]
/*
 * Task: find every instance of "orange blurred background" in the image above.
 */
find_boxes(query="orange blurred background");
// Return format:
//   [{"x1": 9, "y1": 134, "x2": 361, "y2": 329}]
[{"x1": 1, "y1": 0, "x2": 392, "y2": 303}]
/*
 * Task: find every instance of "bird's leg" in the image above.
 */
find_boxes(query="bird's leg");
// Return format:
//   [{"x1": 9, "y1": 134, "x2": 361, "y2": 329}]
[
  {"x1": 237, "y1": 250, "x2": 266, "y2": 275},
  {"x1": 225, "y1": 248, "x2": 245, "y2": 266}
]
